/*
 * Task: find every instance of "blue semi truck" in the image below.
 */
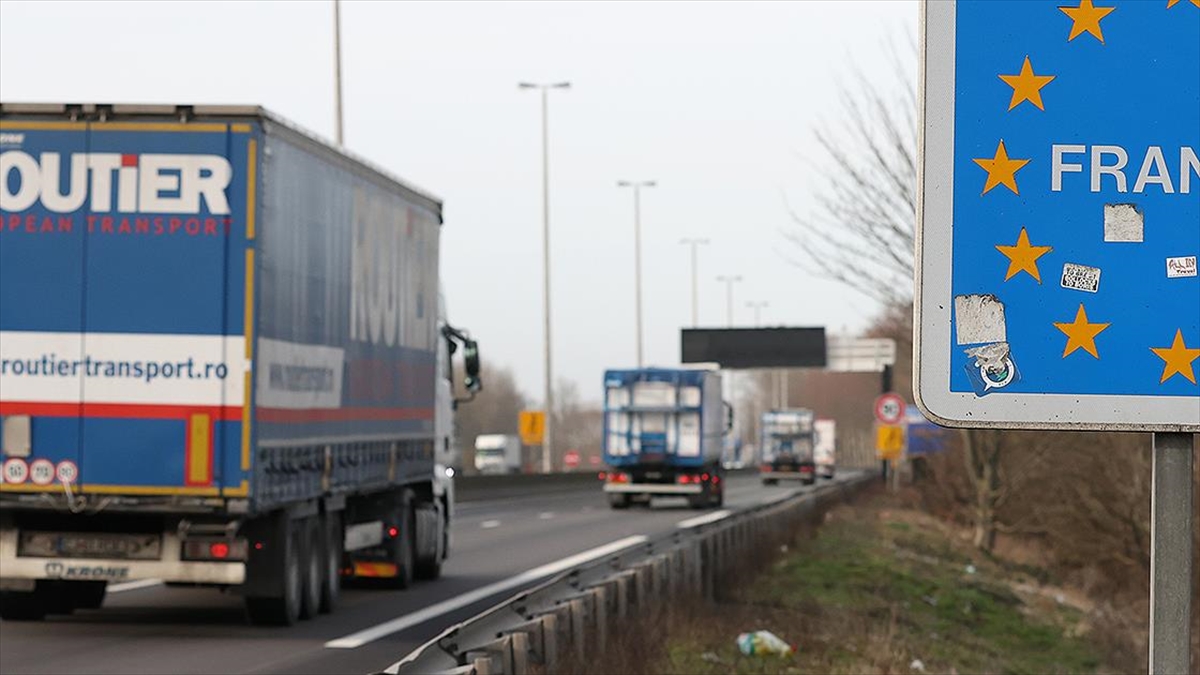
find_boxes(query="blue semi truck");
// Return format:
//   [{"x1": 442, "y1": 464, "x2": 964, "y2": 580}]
[
  {"x1": 600, "y1": 367, "x2": 731, "y2": 510},
  {"x1": 0, "y1": 103, "x2": 480, "y2": 625}
]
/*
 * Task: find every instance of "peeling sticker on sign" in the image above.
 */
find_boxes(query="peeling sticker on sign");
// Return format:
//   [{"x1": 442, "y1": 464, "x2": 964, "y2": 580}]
[
  {"x1": 1060, "y1": 262, "x2": 1101, "y2": 293},
  {"x1": 1103, "y1": 203, "x2": 1143, "y2": 243},
  {"x1": 1166, "y1": 256, "x2": 1197, "y2": 278},
  {"x1": 963, "y1": 342, "x2": 1020, "y2": 395},
  {"x1": 954, "y1": 294, "x2": 1007, "y2": 345}
]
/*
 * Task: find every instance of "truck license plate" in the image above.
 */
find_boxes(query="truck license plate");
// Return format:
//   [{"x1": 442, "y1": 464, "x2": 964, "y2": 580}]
[{"x1": 19, "y1": 532, "x2": 162, "y2": 560}]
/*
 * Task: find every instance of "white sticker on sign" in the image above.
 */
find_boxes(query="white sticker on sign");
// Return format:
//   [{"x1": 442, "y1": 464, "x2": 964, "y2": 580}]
[
  {"x1": 1060, "y1": 263, "x2": 1101, "y2": 293},
  {"x1": 29, "y1": 459, "x2": 55, "y2": 486},
  {"x1": 3, "y1": 458, "x2": 30, "y2": 484},
  {"x1": 1166, "y1": 256, "x2": 1197, "y2": 278},
  {"x1": 55, "y1": 460, "x2": 78, "y2": 485}
]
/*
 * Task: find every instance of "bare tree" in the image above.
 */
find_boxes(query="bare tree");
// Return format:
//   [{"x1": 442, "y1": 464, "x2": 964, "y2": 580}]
[{"x1": 785, "y1": 34, "x2": 918, "y2": 308}]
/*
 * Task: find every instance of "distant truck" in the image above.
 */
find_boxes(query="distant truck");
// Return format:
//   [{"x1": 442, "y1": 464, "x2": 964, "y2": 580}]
[
  {"x1": 814, "y1": 418, "x2": 836, "y2": 480},
  {"x1": 759, "y1": 409, "x2": 817, "y2": 486},
  {"x1": 0, "y1": 103, "x2": 482, "y2": 625},
  {"x1": 601, "y1": 368, "x2": 730, "y2": 510},
  {"x1": 473, "y1": 434, "x2": 521, "y2": 475}
]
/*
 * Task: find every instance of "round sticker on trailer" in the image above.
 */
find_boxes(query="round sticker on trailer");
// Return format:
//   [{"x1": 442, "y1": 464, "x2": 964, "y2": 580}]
[
  {"x1": 55, "y1": 460, "x2": 78, "y2": 485},
  {"x1": 29, "y1": 459, "x2": 55, "y2": 486},
  {"x1": 3, "y1": 458, "x2": 30, "y2": 484}
]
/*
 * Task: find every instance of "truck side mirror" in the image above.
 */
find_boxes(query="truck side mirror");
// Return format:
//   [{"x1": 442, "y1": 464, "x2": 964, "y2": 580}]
[{"x1": 463, "y1": 339, "x2": 482, "y2": 392}]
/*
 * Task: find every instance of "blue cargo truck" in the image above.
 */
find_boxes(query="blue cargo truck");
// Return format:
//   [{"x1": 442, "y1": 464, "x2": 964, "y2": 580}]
[
  {"x1": 600, "y1": 367, "x2": 730, "y2": 510},
  {"x1": 0, "y1": 103, "x2": 481, "y2": 625}
]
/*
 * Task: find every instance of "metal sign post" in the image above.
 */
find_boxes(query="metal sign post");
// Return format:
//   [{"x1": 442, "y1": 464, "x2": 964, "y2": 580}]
[
  {"x1": 917, "y1": 3, "x2": 1198, "y2": 672},
  {"x1": 1150, "y1": 432, "x2": 1194, "y2": 675}
]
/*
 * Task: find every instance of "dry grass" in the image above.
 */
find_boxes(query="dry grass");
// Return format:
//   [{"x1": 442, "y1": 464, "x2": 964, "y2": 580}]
[{"x1": 574, "y1": 486, "x2": 1119, "y2": 675}]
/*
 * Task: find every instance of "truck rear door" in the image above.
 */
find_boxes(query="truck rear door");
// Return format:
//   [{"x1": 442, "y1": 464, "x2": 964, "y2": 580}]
[{"x1": 1, "y1": 116, "x2": 254, "y2": 497}]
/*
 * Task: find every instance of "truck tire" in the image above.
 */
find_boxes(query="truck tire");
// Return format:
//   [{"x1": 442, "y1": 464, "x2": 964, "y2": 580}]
[
  {"x1": 299, "y1": 517, "x2": 322, "y2": 620},
  {"x1": 384, "y1": 493, "x2": 415, "y2": 590},
  {"x1": 70, "y1": 581, "x2": 107, "y2": 610},
  {"x1": 0, "y1": 588, "x2": 47, "y2": 621},
  {"x1": 762, "y1": 478, "x2": 778, "y2": 486},
  {"x1": 414, "y1": 504, "x2": 444, "y2": 581},
  {"x1": 608, "y1": 493, "x2": 631, "y2": 509},
  {"x1": 319, "y1": 511, "x2": 342, "y2": 614},
  {"x1": 245, "y1": 520, "x2": 303, "y2": 626}
]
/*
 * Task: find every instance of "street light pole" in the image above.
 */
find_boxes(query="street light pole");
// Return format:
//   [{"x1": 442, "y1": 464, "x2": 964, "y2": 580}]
[
  {"x1": 679, "y1": 238, "x2": 709, "y2": 327},
  {"x1": 618, "y1": 180, "x2": 656, "y2": 367},
  {"x1": 332, "y1": 0, "x2": 344, "y2": 146},
  {"x1": 716, "y1": 275, "x2": 743, "y2": 328},
  {"x1": 519, "y1": 81, "x2": 571, "y2": 474},
  {"x1": 746, "y1": 300, "x2": 768, "y2": 327}
]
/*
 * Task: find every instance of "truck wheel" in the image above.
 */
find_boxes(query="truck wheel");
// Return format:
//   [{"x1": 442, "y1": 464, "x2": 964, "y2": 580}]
[
  {"x1": 385, "y1": 495, "x2": 416, "y2": 590},
  {"x1": 762, "y1": 478, "x2": 778, "y2": 486},
  {"x1": 69, "y1": 581, "x2": 107, "y2": 610},
  {"x1": 608, "y1": 493, "x2": 631, "y2": 509},
  {"x1": 299, "y1": 517, "x2": 322, "y2": 620},
  {"x1": 414, "y1": 504, "x2": 444, "y2": 581},
  {"x1": 245, "y1": 521, "x2": 303, "y2": 626},
  {"x1": 319, "y1": 512, "x2": 342, "y2": 614},
  {"x1": 0, "y1": 588, "x2": 48, "y2": 621},
  {"x1": 687, "y1": 494, "x2": 708, "y2": 510}
]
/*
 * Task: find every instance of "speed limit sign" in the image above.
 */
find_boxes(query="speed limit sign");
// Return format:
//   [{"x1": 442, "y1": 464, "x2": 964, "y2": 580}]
[{"x1": 874, "y1": 393, "x2": 906, "y2": 426}]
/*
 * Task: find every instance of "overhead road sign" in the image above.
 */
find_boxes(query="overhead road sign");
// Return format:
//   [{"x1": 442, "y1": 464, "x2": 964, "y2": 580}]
[
  {"x1": 916, "y1": 0, "x2": 1200, "y2": 431},
  {"x1": 825, "y1": 337, "x2": 897, "y2": 372},
  {"x1": 680, "y1": 328, "x2": 826, "y2": 368}
]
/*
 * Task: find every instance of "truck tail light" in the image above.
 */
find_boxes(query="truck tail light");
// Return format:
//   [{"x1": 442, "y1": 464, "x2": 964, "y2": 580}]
[
  {"x1": 608, "y1": 472, "x2": 629, "y2": 484},
  {"x1": 182, "y1": 538, "x2": 248, "y2": 561}
]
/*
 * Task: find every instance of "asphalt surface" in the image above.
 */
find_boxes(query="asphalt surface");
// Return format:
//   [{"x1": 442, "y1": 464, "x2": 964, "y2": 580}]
[{"x1": 0, "y1": 472, "x2": 855, "y2": 675}]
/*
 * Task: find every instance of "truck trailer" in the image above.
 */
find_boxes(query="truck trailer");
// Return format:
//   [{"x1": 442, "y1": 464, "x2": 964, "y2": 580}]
[
  {"x1": 759, "y1": 409, "x2": 817, "y2": 486},
  {"x1": 601, "y1": 368, "x2": 730, "y2": 510},
  {"x1": 0, "y1": 103, "x2": 481, "y2": 625},
  {"x1": 814, "y1": 418, "x2": 836, "y2": 480}
]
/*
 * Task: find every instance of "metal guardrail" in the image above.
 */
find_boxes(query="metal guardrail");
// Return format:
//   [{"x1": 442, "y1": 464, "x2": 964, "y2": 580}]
[
  {"x1": 382, "y1": 471, "x2": 873, "y2": 675},
  {"x1": 454, "y1": 468, "x2": 758, "y2": 503}
]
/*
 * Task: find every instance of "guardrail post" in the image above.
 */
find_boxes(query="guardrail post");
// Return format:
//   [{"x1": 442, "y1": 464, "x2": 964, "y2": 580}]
[
  {"x1": 510, "y1": 632, "x2": 530, "y2": 675},
  {"x1": 590, "y1": 587, "x2": 608, "y2": 653},
  {"x1": 539, "y1": 612, "x2": 559, "y2": 671},
  {"x1": 615, "y1": 573, "x2": 631, "y2": 618},
  {"x1": 568, "y1": 598, "x2": 587, "y2": 661}
]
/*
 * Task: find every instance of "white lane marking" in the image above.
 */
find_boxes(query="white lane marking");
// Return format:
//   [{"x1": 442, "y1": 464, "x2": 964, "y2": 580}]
[
  {"x1": 538, "y1": 512, "x2": 555, "y2": 520},
  {"x1": 676, "y1": 509, "x2": 731, "y2": 529},
  {"x1": 325, "y1": 534, "x2": 648, "y2": 650},
  {"x1": 108, "y1": 579, "x2": 164, "y2": 593},
  {"x1": 480, "y1": 519, "x2": 502, "y2": 529}
]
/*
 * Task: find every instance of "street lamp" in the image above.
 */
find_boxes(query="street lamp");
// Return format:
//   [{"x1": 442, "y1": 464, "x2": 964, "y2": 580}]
[
  {"x1": 519, "y1": 81, "x2": 571, "y2": 474},
  {"x1": 618, "y1": 180, "x2": 656, "y2": 367},
  {"x1": 332, "y1": 0, "x2": 344, "y2": 145},
  {"x1": 746, "y1": 300, "x2": 769, "y2": 327},
  {"x1": 679, "y1": 238, "x2": 709, "y2": 327},
  {"x1": 716, "y1": 275, "x2": 743, "y2": 328}
]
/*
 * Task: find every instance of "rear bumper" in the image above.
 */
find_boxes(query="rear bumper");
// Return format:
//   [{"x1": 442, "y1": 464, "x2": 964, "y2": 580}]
[
  {"x1": 603, "y1": 484, "x2": 703, "y2": 495},
  {"x1": 761, "y1": 471, "x2": 816, "y2": 481},
  {"x1": 0, "y1": 528, "x2": 244, "y2": 585}
]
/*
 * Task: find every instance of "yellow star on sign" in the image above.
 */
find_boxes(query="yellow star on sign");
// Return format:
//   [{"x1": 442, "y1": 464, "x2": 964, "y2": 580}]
[
  {"x1": 995, "y1": 228, "x2": 1053, "y2": 282},
  {"x1": 1167, "y1": 0, "x2": 1200, "y2": 9},
  {"x1": 1059, "y1": 0, "x2": 1116, "y2": 43},
  {"x1": 973, "y1": 140, "x2": 1030, "y2": 195},
  {"x1": 1150, "y1": 329, "x2": 1200, "y2": 384},
  {"x1": 1053, "y1": 304, "x2": 1110, "y2": 359},
  {"x1": 999, "y1": 56, "x2": 1056, "y2": 111}
]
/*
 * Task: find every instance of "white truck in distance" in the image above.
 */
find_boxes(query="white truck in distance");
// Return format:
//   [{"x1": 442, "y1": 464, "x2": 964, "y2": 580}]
[
  {"x1": 474, "y1": 435, "x2": 522, "y2": 475},
  {"x1": 815, "y1": 418, "x2": 836, "y2": 480}
]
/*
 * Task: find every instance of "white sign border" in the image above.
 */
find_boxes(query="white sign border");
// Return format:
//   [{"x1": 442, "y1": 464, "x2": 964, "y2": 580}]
[{"x1": 914, "y1": 0, "x2": 1200, "y2": 432}]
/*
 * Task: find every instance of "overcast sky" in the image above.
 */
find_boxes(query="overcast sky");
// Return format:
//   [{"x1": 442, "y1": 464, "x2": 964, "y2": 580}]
[{"x1": 0, "y1": 0, "x2": 917, "y2": 403}]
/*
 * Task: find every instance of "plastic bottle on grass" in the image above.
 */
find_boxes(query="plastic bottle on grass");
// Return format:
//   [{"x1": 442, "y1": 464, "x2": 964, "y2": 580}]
[{"x1": 735, "y1": 630, "x2": 795, "y2": 657}]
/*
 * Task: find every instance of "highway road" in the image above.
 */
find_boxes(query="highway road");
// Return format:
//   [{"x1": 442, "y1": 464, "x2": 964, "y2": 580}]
[{"x1": 0, "y1": 472, "x2": 857, "y2": 675}]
